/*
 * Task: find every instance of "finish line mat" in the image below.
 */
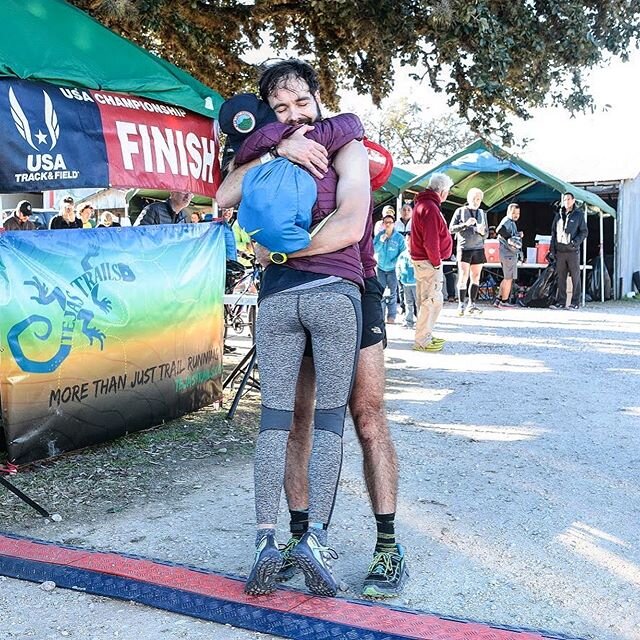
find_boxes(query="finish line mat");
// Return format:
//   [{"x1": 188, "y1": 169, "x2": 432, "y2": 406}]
[{"x1": 0, "y1": 532, "x2": 582, "y2": 640}]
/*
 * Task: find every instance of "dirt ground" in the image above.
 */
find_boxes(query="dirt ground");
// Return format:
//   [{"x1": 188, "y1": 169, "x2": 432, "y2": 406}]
[{"x1": 1, "y1": 299, "x2": 639, "y2": 640}]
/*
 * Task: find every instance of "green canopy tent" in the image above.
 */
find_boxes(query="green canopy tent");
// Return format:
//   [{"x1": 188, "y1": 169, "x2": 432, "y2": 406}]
[
  {"x1": 399, "y1": 139, "x2": 616, "y2": 302},
  {"x1": 0, "y1": 0, "x2": 223, "y2": 118},
  {"x1": 374, "y1": 166, "x2": 416, "y2": 216},
  {"x1": 402, "y1": 139, "x2": 614, "y2": 215}
]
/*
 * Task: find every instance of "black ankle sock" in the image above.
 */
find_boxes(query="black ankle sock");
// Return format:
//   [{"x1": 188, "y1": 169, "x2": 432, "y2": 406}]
[
  {"x1": 469, "y1": 283, "x2": 479, "y2": 302},
  {"x1": 374, "y1": 513, "x2": 397, "y2": 553},
  {"x1": 458, "y1": 289, "x2": 467, "y2": 304},
  {"x1": 289, "y1": 508, "x2": 309, "y2": 539}
]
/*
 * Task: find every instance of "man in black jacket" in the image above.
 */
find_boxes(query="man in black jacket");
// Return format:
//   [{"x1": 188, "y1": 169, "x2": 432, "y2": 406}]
[
  {"x1": 134, "y1": 191, "x2": 192, "y2": 225},
  {"x1": 550, "y1": 192, "x2": 588, "y2": 309}
]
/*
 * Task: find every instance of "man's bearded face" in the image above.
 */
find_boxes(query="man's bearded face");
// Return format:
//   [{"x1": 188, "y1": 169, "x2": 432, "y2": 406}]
[{"x1": 267, "y1": 76, "x2": 322, "y2": 126}]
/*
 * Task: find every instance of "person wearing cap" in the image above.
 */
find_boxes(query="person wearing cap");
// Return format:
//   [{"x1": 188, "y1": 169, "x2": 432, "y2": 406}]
[
  {"x1": 50, "y1": 200, "x2": 82, "y2": 230},
  {"x1": 374, "y1": 212, "x2": 405, "y2": 324},
  {"x1": 133, "y1": 191, "x2": 192, "y2": 226},
  {"x1": 219, "y1": 92, "x2": 362, "y2": 258},
  {"x1": 78, "y1": 203, "x2": 95, "y2": 228},
  {"x1": 373, "y1": 204, "x2": 395, "y2": 235},
  {"x1": 3, "y1": 200, "x2": 36, "y2": 231}
]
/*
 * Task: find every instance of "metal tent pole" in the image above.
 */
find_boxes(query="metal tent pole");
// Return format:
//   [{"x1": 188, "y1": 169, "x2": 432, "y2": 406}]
[
  {"x1": 582, "y1": 208, "x2": 587, "y2": 306},
  {"x1": 599, "y1": 210, "x2": 605, "y2": 302}
]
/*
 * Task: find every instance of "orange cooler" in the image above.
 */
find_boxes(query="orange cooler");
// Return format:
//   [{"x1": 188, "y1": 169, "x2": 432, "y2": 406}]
[
  {"x1": 536, "y1": 242, "x2": 551, "y2": 264},
  {"x1": 484, "y1": 239, "x2": 500, "y2": 263}
]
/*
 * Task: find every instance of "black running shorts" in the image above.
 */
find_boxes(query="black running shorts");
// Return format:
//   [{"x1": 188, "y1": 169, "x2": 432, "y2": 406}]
[
  {"x1": 360, "y1": 276, "x2": 386, "y2": 349},
  {"x1": 458, "y1": 248, "x2": 486, "y2": 265}
]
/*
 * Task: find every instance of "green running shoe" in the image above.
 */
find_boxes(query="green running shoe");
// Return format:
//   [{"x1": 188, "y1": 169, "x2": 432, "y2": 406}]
[
  {"x1": 413, "y1": 341, "x2": 444, "y2": 352},
  {"x1": 361, "y1": 544, "x2": 408, "y2": 598},
  {"x1": 244, "y1": 533, "x2": 283, "y2": 596},
  {"x1": 276, "y1": 536, "x2": 300, "y2": 582}
]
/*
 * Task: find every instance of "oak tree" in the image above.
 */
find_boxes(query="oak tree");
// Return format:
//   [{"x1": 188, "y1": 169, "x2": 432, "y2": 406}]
[{"x1": 69, "y1": 0, "x2": 640, "y2": 142}]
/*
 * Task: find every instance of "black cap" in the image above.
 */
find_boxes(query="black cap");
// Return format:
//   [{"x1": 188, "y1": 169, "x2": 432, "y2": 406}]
[
  {"x1": 219, "y1": 93, "x2": 278, "y2": 152},
  {"x1": 18, "y1": 200, "x2": 32, "y2": 216},
  {"x1": 62, "y1": 196, "x2": 74, "y2": 204}
]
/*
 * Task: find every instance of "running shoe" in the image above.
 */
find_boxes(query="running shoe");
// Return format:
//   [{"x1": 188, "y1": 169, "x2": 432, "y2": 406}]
[
  {"x1": 430, "y1": 336, "x2": 446, "y2": 345},
  {"x1": 466, "y1": 304, "x2": 482, "y2": 315},
  {"x1": 244, "y1": 533, "x2": 283, "y2": 595},
  {"x1": 568, "y1": 304, "x2": 580, "y2": 310},
  {"x1": 290, "y1": 530, "x2": 339, "y2": 597},
  {"x1": 413, "y1": 341, "x2": 444, "y2": 352},
  {"x1": 456, "y1": 304, "x2": 465, "y2": 317},
  {"x1": 362, "y1": 544, "x2": 408, "y2": 598},
  {"x1": 492, "y1": 298, "x2": 502, "y2": 308},
  {"x1": 549, "y1": 303, "x2": 564, "y2": 310},
  {"x1": 276, "y1": 537, "x2": 300, "y2": 582}
]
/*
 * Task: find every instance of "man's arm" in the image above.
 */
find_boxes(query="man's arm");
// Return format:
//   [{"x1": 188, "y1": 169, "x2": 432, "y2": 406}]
[
  {"x1": 287, "y1": 139, "x2": 370, "y2": 258},
  {"x1": 574, "y1": 210, "x2": 588, "y2": 246},
  {"x1": 216, "y1": 126, "x2": 330, "y2": 209},
  {"x1": 215, "y1": 157, "x2": 261, "y2": 209}
]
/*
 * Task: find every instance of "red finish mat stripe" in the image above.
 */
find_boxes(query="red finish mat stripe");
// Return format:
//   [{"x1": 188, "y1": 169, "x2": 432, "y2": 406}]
[{"x1": 0, "y1": 534, "x2": 557, "y2": 640}]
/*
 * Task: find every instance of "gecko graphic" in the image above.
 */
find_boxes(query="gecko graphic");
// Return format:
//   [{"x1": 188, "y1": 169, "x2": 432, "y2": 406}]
[{"x1": 7, "y1": 246, "x2": 136, "y2": 374}]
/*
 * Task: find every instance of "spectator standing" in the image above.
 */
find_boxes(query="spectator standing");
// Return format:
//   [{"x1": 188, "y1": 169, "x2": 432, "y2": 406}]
[
  {"x1": 373, "y1": 204, "x2": 395, "y2": 235},
  {"x1": 50, "y1": 201, "x2": 82, "y2": 229},
  {"x1": 396, "y1": 244, "x2": 416, "y2": 328},
  {"x1": 134, "y1": 191, "x2": 192, "y2": 225},
  {"x1": 78, "y1": 203, "x2": 95, "y2": 228},
  {"x1": 494, "y1": 203, "x2": 523, "y2": 308},
  {"x1": 449, "y1": 187, "x2": 488, "y2": 315},
  {"x1": 228, "y1": 212, "x2": 255, "y2": 267},
  {"x1": 550, "y1": 192, "x2": 588, "y2": 309},
  {"x1": 97, "y1": 211, "x2": 120, "y2": 228},
  {"x1": 410, "y1": 173, "x2": 454, "y2": 352},
  {"x1": 374, "y1": 213, "x2": 405, "y2": 324},
  {"x1": 190, "y1": 211, "x2": 201, "y2": 224},
  {"x1": 3, "y1": 200, "x2": 36, "y2": 231},
  {"x1": 219, "y1": 207, "x2": 238, "y2": 261},
  {"x1": 395, "y1": 203, "x2": 412, "y2": 236}
]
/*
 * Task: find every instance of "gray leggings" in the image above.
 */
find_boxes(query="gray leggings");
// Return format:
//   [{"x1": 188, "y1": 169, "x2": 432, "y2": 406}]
[{"x1": 254, "y1": 281, "x2": 362, "y2": 528}]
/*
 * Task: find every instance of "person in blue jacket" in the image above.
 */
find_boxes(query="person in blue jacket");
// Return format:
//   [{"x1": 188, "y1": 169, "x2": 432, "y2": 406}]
[
  {"x1": 396, "y1": 242, "x2": 417, "y2": 328},
  {"x1": 374, "y1": 213, "x2": 405, "y2": 323}
]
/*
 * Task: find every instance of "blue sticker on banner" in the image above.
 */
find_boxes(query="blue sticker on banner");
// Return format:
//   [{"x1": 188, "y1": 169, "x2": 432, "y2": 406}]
[{"x1": 0, "y1": 78, "x2": 109, "y2": 192}]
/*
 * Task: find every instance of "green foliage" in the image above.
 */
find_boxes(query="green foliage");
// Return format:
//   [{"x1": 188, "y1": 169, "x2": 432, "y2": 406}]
[{"x1": 68, "y1": 0, "x2": 640, "y2": 142}]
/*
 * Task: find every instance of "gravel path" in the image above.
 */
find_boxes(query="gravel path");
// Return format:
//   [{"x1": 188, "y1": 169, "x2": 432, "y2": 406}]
[{"x1": 1, "y1": 300, "x2": 639, "y2": 640}]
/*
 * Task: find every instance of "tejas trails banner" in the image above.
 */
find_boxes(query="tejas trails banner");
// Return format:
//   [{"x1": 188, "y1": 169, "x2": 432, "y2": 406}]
[
  {"x1": 0, "y1": 223, "x2": 225, "y2": 464},
  {"x1": 0, "y1": 78, "x2": 220, "y2": 196}
]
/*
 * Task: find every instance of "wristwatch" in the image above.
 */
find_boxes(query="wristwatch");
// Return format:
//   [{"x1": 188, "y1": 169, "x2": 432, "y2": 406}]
[{"x1": 269, "y1": 252, "x2": 287, "y2": 264}]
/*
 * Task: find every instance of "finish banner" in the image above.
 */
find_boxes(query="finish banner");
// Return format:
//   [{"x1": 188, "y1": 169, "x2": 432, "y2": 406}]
[
  {"x1": 0, "y1": 224, "x2": 225, "y2": 463},
  {"x1": 0, "y1": 77, "x2": 220, "y2": 196}
]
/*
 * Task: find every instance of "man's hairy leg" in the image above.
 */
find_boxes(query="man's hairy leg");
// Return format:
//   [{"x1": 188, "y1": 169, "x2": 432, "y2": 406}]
[
  {"x1": 284, "y1": 356, "x2": 315, "y2": 510},
  {"x1": 349, "y1": 342, "x2": 398, "y2": 514}
]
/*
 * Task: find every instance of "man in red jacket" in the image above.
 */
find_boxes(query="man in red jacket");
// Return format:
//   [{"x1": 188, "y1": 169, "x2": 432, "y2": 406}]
[{"x1": 410, "y1": 173, "x2": 454, "y2": 352}]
